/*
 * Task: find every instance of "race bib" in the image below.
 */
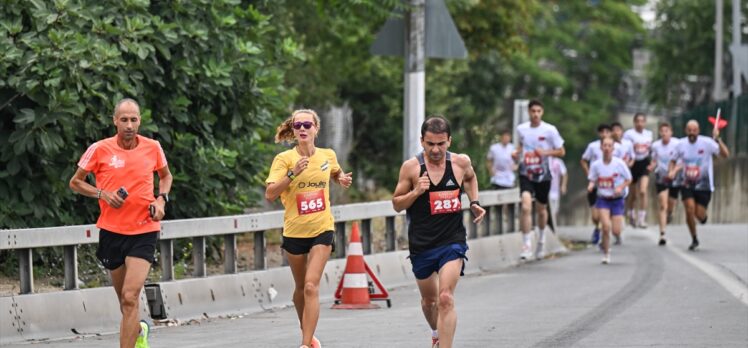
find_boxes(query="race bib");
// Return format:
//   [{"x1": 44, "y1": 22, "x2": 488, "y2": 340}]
[
  {"x1": 685, "y1": 164, "x2": 700, "y2": 181},
  {"x1": 634, "y1": 143, "x2": 649, "y2": 155},
  {"x1": 523, "y1": 152, "x2": 543, "y2": 174},
  {"x1": 597, "y1": 177, "x2": 614, "y2": 189},
  {"x1": 296, "y1": 190, "x2": 326, "y2": 215},
  {"x1": 429, "y1": 189, "x2": 462, "y2": 215}
]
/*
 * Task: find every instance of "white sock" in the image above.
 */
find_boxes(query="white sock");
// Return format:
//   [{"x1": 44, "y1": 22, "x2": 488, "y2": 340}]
[
  {"x1": 523, "y1": 233, "x2": 532, "y2": 247},
  {"x1": 537, "y1": 227, "x2": 546, "y2": 244},
  {"x1": 432, "y1": 330, "x2": 438, "y2": 339},
  {"x1": 638, "y1": 210, "x2": 646, "y2": 223}
]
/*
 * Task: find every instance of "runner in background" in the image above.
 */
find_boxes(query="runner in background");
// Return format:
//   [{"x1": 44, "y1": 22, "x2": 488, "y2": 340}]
[
  {"x1": 581, "y1": 124, "x2": 615, "y2": 244},
  {"x1": 587, "y1": 137, "x2": 632, "y2": 264},
  {"x1": 648, "y1": 122, "x2": 680, "y2": 246},
  {"x1": 547, "y1": 156, "x2": 567, "y2": 233},
  {"x1": 669, "y1": 120, "x2": 729, "y2": 251},
  {"x1": 611, "y1": 121, "x2": 635, "y2": 225},
  {"x1": 623, "y1": 113, "x2": 654, "y2": 228},
  {"x1": 513, "y1": 100, "x2": 565, "y2": 260},
  {"x1": 486, "y1": 130, "x2": 517, "y2": 189}
]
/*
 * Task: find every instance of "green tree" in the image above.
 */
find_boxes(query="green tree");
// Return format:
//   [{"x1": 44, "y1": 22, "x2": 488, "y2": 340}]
[
  {"x1": 0, "y1": 0, "x2": 300, "y2": 228},
  {"x1": 647, "y1": 0, "x2": 747, "y2": 111}
]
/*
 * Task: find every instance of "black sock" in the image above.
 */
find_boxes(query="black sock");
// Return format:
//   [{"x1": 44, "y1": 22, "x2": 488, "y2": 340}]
[{"x1": 699, "y1": 216, "x2": 707, "y2": 224}]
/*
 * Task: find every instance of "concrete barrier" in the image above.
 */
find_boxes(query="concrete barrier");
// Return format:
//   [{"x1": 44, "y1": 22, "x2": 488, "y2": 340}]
[{"x1": 1, "y1": 231, "x2": 566, "y2": 345}]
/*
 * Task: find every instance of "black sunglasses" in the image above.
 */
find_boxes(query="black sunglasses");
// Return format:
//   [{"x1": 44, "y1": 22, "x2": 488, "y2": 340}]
[{"x1": 293, "y1": 121, "x2": 314, "y2": 130}]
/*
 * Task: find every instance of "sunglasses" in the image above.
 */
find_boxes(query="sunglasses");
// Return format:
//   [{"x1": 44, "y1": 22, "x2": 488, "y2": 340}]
[{"x1": 293, "y1": 121, "x2": 314, "y2": 130}]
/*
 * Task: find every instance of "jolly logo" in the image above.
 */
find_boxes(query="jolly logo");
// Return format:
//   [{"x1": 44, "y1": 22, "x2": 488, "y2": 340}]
[{"x1": 109, "y1": 155, "x2": 125, "y2": 169}]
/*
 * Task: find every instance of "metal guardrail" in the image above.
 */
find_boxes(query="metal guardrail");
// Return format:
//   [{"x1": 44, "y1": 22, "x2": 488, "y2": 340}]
[{"x1": 1, "y1": 189, "x2": 520, "y2": 294}]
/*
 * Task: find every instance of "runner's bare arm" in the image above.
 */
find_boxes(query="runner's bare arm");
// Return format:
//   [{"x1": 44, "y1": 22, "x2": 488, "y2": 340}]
[
  {"x1": 580, "y1": 159, "x2": 590, "y2": 177},
  {"x1": 539, "y1": 146, "x2": 565, "y2": 158},
  {"x1": 561, "y1": 171, "x2": 568, "y2": 195},
  {"x1": 667, "y1": 159, "x2": 680, "y2": 180},
  {"x1": 511, "y1": 143, "x2": 521, "y2": 161},
  {"x1": 455, "y1": 154, "x2": 486, "y2": 223},
  {"x1": 392, "y1": 159, "x2": 424, "y2": 212},
  {"x1": 69, "y1": 167, "x2": 124, "y2": 208},
  {"x1": 332, "y1": 169, "x2": 353, "y2": 189},
  {"x1": 266, "y1": 158, "x2": 308, "y2": 201},
  {"x1": 485, "y1": 158, "x2": 494, "y2": 177},
  {"x1": 151, "y1": 165, "x2": 173, "y2": 221},
  {"x1": 716, "y1": 138, "x2": 730, "y2": 158}
]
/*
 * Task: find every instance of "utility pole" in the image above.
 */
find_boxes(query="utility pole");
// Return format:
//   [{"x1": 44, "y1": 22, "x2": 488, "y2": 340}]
[
  {"x1": 729, "y1": 0, "x2": 742, "y2": 151},
  {"x1": 714, "y1": 0, "x2": 725, "y2": 101},
  {"x1": 404, "y1": 0, "x2": 426, "y2": 161}
]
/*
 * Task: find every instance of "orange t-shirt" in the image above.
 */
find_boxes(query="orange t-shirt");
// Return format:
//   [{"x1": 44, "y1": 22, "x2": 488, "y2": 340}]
[{"x1": 77, "y1": 135, "x2": 168, "y2": 235}]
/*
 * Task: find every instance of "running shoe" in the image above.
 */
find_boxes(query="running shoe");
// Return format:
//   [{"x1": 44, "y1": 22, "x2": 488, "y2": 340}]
[
  {"x1": 535, "y1": 241, "x2": 545, "y2": 260},
  {"x1": 666, "y1": 213, "x2": 673, "y2": 224},
  {"x1": 590, "y1": 228, "x2": 600, "y2": 245},
  {"x1": 658, "y1": 236, "x2": 667, "y2": 246},
  {"x1": 601, "y1": 253, "x2": 611, "y2": 264},
  {"x1": 688, "y1": 240, "x2": 699, "y2": 251},
  {"x1": 311, "y1": 336, "x2": 322, "y2": 348},
  {"x1": 135, "y1": 320, "x2": 150, "y2": 348},
  {"x1": 699, "y1": 216, "x2": 708, "y2": 224},
  {"x1": 432, "y1": 337, "x2": 440, "y2": 348},
  {"x1": 637, "y1": 220, "x2": 648, "y2": 229},
  {"x1": 520, "y1": 244, "x2": 532, "y2": 260}
]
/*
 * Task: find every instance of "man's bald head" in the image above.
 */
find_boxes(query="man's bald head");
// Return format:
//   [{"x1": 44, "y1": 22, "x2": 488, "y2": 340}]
[
  {"x1": 685, "y1": 120, "x2": 700, "y2": 143},
  {"x1": 113, "y1": 98, "x2": 140, "y2": 118}
]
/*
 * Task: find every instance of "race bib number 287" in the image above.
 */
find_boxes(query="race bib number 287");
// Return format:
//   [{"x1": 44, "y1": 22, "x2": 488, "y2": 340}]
[
  {"x1": 296, "y1": 190, "x2": 326, "y2": 215},
  {"x1": 429, "y1": 189, "x2": 461, "y2": 215}
]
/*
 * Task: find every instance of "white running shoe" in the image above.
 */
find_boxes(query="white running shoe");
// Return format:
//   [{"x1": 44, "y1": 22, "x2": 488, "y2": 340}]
[
  {"x1": 601, "y1": 253, "x2": 611, "y2": 264},
  {"x1": 535, "y1": 241, "x2": 545, "y2": 260},
  {"x1": 520, "y1": 243, "x2": 532, "y2": 260}
]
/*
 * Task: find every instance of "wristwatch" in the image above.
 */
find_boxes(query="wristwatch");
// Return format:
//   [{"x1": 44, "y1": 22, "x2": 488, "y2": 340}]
[
  {"x1": 470, "y1": 200, "x2": 481, "y2": 208},
  {"x1": 157, "y1": 193, "x2": 170, "y2": 203},
  {"x1": 287, "y1": 170, "x2": 296, "y2": 181}
]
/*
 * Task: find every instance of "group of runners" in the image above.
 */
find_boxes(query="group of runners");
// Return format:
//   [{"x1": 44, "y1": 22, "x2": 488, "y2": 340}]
[{"x1": 70, "y1": 98, "x2": 728, "y2": 348}]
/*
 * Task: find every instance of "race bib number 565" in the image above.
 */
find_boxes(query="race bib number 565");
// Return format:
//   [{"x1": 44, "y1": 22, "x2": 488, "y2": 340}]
[
  {"x1": 429, "y1": 189, "x2": 461, "y2": 215},
  {"x1": 296, "y1": 190, "x2": 326, "y2": 215}
]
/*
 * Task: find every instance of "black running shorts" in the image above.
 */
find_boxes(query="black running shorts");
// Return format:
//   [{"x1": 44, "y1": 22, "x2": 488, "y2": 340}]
[
  {"x1": 282, "y1": 230, "x2": 335, "y2": 255},
  {"x1": 680, "y1": 188, "x2": 711, "y2": 207},
  {"x1": 96, "y1": 229, "x2": 159, "y2": 270},
  {"x1": 631, "y1": 158, "x2": 651, "y2": 183},
  {"x1": 519, "y1": 176, "x2": 551, "y2": 205},
  {"x1": 656, "y1": 184, "x2": 680, "y2": 199}
]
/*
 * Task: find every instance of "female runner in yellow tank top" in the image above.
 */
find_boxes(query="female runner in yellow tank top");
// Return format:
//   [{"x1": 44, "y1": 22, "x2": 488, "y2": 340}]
[{"x1": 265, "y1": 109, "x2": 353, "y2": 348}]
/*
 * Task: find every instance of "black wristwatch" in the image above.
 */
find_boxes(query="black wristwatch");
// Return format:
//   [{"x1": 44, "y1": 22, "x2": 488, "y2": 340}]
[
  {"x1": 157, "y1": 193, "x2": 169, "y2": 203},
  {"x1": 287, "y1": 170, "x2": 296, "y2": 181},
  {"x1": 470, "y1": 200, "x2": 481, "y2": 208}
]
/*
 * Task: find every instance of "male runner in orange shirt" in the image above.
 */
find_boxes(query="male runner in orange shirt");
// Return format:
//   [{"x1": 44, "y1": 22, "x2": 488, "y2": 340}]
[{"x1": 70, "y1": 98, "x2": 172, "y2": 348}]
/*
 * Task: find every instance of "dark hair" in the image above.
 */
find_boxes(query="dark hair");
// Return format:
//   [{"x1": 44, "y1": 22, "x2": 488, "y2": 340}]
[
  {"x1": 528, "y1": 99, "x2": 543, "y2": 109},
  {"x1": 633, "y1": 112, "x2": 646, "y2": 122},
  {"x1": 610, "y1": 121, "x2": 623, "y2": 129},
  {"x1": 501, "y1": 129, "x2": 511, "y2": 136},
  {"x1": 421, "y1": 115, "x2": 451, "y2": 137},
  {"x1": 597, "y1": 124, "x2": 611, "y2": 132},
  {"x1": 658, "y1": 122, "x2": 671, "y2": 129}
]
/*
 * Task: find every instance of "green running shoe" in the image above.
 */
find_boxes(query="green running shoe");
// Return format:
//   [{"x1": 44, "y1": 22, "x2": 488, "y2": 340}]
[{"x1": 135, "y1": 320, "x2": 150, "y2": 348}]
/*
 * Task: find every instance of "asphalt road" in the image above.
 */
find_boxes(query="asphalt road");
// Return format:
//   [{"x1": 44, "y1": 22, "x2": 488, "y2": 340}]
[{"x1": 15, "y1": 224, "x2": 748, "y2": 347}]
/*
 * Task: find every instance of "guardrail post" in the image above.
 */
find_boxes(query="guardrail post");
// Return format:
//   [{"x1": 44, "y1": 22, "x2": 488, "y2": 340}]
[
  {"x1": 483, "y1": 206, "x2": 491, "y2": 237},
  {"x1": 361, "y1": 219, "x2": 372, "y2": 255},
  {"x1": 18, "y1": 248, "x2": 33, "y2": 294},
  {"x1": 160, "y1": 239, "x2": 174, "y2": 281},
  {"x1": 63, "y1": 245, "x2": 78, "y2": 290},
  {"x1": 385, "y1": 216, "x2": 396, "y2": 251},
  {"x1": 496, "y1": 205, "x2": 504, "y2": 235},
  {"x1": 335, "y1": 222, "x2": 346, "y2": 259},
  {"x1": 224, "y1": 234, "x2": 237, "y2": 274},
  {"x1": 467, "y1": 211, "x2": 478, "y2": 239},
  {"x1": 508, "y1": 203, "x2": 516, "y2": 232},
  {"x1": 193, "y1": 236, "x2": 206, "y2": 277},
  {"x1": 254, "y1": 231, "x2": 266, "y2": 270}
]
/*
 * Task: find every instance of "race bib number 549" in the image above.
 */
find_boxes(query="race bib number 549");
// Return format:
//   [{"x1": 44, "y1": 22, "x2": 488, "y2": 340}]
[
  {"x1": 429, "y1": 189, "x2": 461, "y2": 215},
  {"x1": 296, "y1": 190, "x2": 326, "y2": 215}
]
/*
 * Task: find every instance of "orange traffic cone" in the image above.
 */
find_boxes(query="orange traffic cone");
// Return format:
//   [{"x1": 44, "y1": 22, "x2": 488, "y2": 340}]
[{"x1": 332, "y1": 222, "x2": 390, "y2": 309}]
